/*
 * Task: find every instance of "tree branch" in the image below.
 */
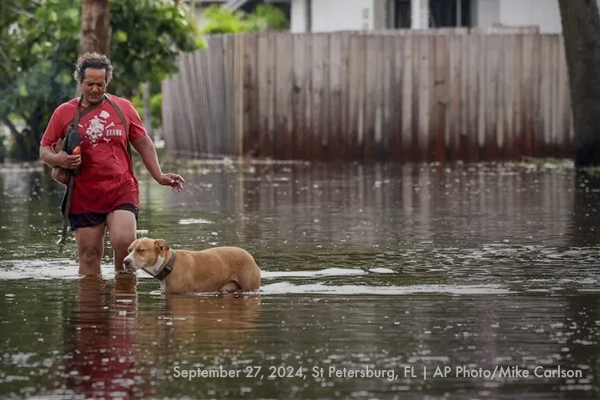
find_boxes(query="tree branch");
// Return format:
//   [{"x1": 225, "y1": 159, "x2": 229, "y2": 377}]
[{"x1": 1, "y1": 115, "x2": 20, "y2": 138}]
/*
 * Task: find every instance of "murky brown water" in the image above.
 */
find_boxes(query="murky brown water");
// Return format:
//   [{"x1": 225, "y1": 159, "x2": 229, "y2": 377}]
[{"x1": 1, "y1": 161, "x2": 599, "y2": 399}]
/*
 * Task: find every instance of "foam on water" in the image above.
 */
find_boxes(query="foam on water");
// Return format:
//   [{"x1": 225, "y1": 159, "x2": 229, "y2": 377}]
[
  {"x1": 261, "y1": 268, "x2": 363, "y2": 279},
  {"x1": 260, "y1": 282, "x2": 512, "y2": 295},
  {"x1": 0, "y1": 262, "x2": 393, "y2": 281},
  {"x1": 178, "y1": 218, "x2": 213, "y2": 225},
  {"x1": 0, "y1": 260, "x2": 137, "y2": 280}
]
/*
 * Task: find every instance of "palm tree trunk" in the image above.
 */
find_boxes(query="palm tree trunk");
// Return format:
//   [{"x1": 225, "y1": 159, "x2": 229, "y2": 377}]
[
  {"x1": 558, "y1": 0, "x2": 600, "y2": 167},
  {"x1": 79, "y1": 0, "x2": 111, "y2": 55}
]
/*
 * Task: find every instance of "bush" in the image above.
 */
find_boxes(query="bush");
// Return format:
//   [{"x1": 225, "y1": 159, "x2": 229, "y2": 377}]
[{"x1": 200, "y1": 4, "x2": 289, "y2": 34}]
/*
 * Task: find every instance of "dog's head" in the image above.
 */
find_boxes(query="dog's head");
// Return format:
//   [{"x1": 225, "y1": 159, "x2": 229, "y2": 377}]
[{"x1": 123, "y1": 238, "x2": 170, "y2": 272}]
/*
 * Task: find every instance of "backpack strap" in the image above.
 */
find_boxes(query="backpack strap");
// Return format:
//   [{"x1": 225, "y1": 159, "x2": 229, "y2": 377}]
[
  {"x1": 63, "y1": 96, "x2": 103, "y2": 148},
  {"x1": 104, "y1": 94, "x2": 134, "y2": 167}
]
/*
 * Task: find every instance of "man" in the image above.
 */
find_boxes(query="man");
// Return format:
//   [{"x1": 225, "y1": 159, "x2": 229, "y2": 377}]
[{"x1": 40, "y1": 52, "x2": 184, "y2": 276}]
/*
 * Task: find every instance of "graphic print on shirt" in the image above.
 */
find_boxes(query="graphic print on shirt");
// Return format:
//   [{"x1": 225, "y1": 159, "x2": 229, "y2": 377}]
[{"x1": 83, "y1": 110, "x2": 123, "y2": 147}]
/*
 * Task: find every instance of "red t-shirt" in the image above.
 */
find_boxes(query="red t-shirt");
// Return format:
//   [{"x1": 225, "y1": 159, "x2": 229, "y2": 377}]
[{"x1": 41, "y1": 95, "x2": 147, "y2": 214}]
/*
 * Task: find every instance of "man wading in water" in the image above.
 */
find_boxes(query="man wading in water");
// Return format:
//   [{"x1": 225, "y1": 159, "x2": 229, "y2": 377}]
[{"x1": 40, "y1": 52, "x2": 184, "y2": 276}]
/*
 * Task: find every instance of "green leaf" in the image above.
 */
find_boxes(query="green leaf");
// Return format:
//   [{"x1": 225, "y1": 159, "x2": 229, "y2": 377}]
[
  {"x1": 195, "y1": 35, "x2": 207, "y2": 50},
  {"x1": 115, "y1": 30, "x2": 128, "y2": 42},
  {"x1": 18, "y1": 84, "x2": 28, "y2": 97}
]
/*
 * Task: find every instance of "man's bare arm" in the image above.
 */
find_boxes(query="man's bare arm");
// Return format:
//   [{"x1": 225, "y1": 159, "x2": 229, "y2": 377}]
[
  {"x1": 40, "y1": 143, "x2": 81, "y2": 169},
  {"x1": 131, "y1": 135, "x2": 184, "y2": 191}
]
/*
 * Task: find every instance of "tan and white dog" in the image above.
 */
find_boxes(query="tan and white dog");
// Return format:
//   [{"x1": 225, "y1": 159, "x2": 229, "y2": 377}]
[{"x1": 123, "y1": 238, "x2": 260, "y2": 294}]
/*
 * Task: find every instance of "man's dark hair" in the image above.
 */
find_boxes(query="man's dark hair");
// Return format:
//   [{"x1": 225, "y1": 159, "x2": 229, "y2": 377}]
[{"x1": 73, "y1": 52, "x2": 113, "y2": 83}]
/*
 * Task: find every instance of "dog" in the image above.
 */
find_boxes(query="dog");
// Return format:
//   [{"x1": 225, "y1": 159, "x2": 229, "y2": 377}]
[{"x1": 123, "y1": 238, "x2": 260, "y2": 294}]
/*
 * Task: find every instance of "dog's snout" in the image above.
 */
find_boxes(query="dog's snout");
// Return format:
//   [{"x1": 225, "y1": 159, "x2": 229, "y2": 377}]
[{"x1": 123, "y1": 258, "x2": 131, "y2": 267}]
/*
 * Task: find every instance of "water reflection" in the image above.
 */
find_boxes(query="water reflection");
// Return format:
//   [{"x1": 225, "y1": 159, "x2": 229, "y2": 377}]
[
  {"x1": 570, "y1": 171, "x2": 600, "y2": 246},
  {"x1": 152, "y1": 294, "x2": 261, "y2": 358},
  {"x1": 1, "y1": 161, "x2": 600, "y2": 399},
  {"x1": 58, "y1": 275, "x2": 146, "y2": 399}
]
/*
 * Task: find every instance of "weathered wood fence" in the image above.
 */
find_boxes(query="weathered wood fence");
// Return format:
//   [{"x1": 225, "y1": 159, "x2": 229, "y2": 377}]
[{"x1": 161, "y1": 29, "x2": 573, "y2": 162}]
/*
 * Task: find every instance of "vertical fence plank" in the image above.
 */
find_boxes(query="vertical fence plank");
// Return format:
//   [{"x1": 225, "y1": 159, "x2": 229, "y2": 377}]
[
  {"x1": 381, "y1": 34, "x2": 395, "y2": 160},
  {"x1": 495, "y1": 35, "x2": 505, "y2": 159},
  {"x1": 242, "y1": 33, "x2": 258, "y2": 157},
  {"x1": 292, "y1": 34, "x2": 308, "y2": 160},
  {"x1": 274, "y1": 33, "x2": 293, "y2": 159},
  {"x1": 234, "y1": 35, "x2": 245, "y2": 158},
  {"x1": 347, "y1": 33, "x2": 362, "y2": 160},
  {"x1": 339, "y1": 32, "x2": 351, "y2": 160},
  {"x1": 516, "y1": 34, "x2": 527, "y2": 157},
  {"x1": 502, "y1": 34, "x2": 517, "y2": 159},
  {"x1": 410, "y1": 33, "x2": 421, "y2": 161},
  {"x1": 210, "y1": 36, "x2": 226, "y2": 155},
  {"x1": 224, "y1": 35, "x2": 236, "y2": 155},
  {"x1": 180, "y1": 54, "x2": 196, "y2": 156},
  {"x1": 363, "y1": 34, "x2": 380, "y2": 160},
  {"x1": 391, "y1": 33, "x2": 403, "y2": 161},
  {"x1": 310, "y1": 34, "x2": 326, "y2": 160},
  {"x1": 551, "y1": 35, "x2": 562, "y2": 157},
  {"x1": 321, "y1": 34, "x2": 332, "y2": 159},
  {"x1": 417, "y1": 34, "x2": 432, "y2": 161},
  {"x1": 388, "y1": 34, "x2": 404, "y2": 161},
  {"x1": 160, "y1": 78, "x2": 175, "y2": 155},
  {"x1": 484, "y1": 34, "x2": 500, "y2": 160},
  {"x1": 432, "y1": 33, "x2": 448, "y2": 163},
  {"x1": 401, "y1": 32, "x2": 414, "y2": 162},
  {"x1": 180, "y1": 54, "x2": 196, "y2": 157},
  {"x1": 477, "y1": 34, "x2": 487, "y2": 159},
  {"x1": 541, "y1": 35, "x2": 553, "y2": 157},
  {"x1": 329, "y1": 32, "x2": 343, "y2": 160},
  {"x1": 558, "y1": 35, "x2": 573, "y2": 156},
  {"x1": 256, "y1": 33, "x2": 272, "y2": 157},
  {"x1": 466, "y1": 34, "x2": 480, "y2": 161},
  {"x1": 447, "y1": 33, "x2": 462, "y2": 161},
  {"x1": 194, "y1": 46, "x2": 209, "y2": 155},
  {"x1": 532, "y1": 34, "x2": 543, "y2": 157},
  {"x1": 459, "y1": 31, "x2": 469, "y2": 160}
]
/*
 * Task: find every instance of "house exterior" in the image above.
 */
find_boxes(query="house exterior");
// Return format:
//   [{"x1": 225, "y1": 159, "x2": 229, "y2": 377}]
[{"x1": 289, "y1": 0, "x2": 600, "y2": 34}]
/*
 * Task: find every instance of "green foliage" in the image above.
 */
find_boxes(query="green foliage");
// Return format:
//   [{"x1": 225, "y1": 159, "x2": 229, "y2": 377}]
[
  {"x1": 0, "y1": 0, "x2": 199, "y2": 161},
  {"x1": 132, "y1": 91, "x2": 163, "y2": 131},
  {"x1": 110, "y1": 0, "x2": 199, "y2": 97},
  {"x1": 0, "y1": 0, "x2": 79, "y2": 160},
  {"x1": 250, "y1": 4, "x2": 289, "y2": 31},
  {"x1": 200, "y1": 4, "x2": 289, "y2": 35}
]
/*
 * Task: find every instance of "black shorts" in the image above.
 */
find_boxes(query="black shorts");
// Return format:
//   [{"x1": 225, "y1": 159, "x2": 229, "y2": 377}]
[{"x1": 68, "y1": 203, "x2": 139, "y2": 231}]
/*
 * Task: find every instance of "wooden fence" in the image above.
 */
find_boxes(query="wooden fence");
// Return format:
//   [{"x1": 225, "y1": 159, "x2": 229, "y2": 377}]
[{"x1": 161, "y1": 30, "x2": 574, "y2": 162}]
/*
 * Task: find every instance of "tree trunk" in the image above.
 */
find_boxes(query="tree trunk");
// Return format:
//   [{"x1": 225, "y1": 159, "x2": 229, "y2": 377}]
[
  {"x1": 558, "y1": 0, "x2": 600, "y2": 167},
  {"x1": 79, "y1": 0, "x2": 111, "y2": 56}
]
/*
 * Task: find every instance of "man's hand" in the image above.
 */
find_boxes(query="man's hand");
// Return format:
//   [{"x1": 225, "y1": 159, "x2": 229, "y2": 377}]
[
  {"x1": 55, "y1": 150, "x2": 82, "y2": 170},
  {"x1": 156, "y1": 173, "x2": 185, "y2": 192}
]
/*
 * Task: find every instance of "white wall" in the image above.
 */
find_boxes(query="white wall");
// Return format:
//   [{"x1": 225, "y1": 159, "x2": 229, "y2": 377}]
[
  {"x1": 291, "y1": 0, "x2": 375, "y2": 33},
  {"x1": 471, "y1": 0, "x2": 499, "y2": 28},
  {"x1": 290, "y1": 0, "x2": 308, "y2": 33},
  {"x1": 475, "y1": 0, "x2": 600, "y2": 33},
  {"x1": 499, "y1": 0, "x2": 561, "y2": 33}
]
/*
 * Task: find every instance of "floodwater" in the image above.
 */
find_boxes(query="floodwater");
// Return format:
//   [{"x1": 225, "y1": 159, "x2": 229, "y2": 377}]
[{"x1": 0, "y1": 160, "x2": 599, "y2": 400}]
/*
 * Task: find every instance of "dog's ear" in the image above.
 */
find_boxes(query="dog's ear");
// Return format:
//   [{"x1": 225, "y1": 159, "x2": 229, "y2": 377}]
[{"x1": 155, "y1": 239, "x2": 170, "y2": 251}]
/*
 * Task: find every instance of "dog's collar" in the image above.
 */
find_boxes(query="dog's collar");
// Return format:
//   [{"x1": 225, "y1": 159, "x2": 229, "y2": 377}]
[{"x1": 149, "y1": 251, "x2": 176, "y2": 281}]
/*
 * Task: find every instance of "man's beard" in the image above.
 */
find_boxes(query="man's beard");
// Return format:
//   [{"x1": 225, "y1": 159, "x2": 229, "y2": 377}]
[{"x1": 86, "y1": 94, "x2": 103, "y2": 104}]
